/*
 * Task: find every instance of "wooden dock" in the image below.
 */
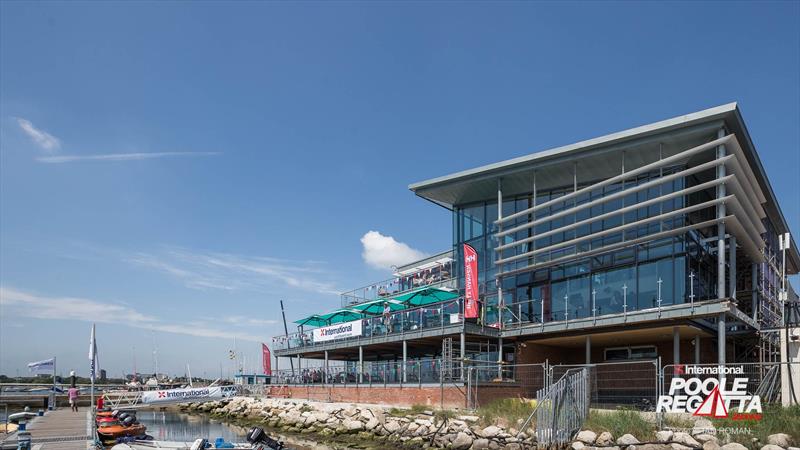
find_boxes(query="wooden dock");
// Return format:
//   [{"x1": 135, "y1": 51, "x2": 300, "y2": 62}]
[{"x1": 0, "y1": 408, "x2": 92, "y2": 450}]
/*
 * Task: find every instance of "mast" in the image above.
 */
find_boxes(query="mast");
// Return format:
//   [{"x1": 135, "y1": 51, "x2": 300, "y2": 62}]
[{"x1": 280, "y1": 300, "x2": 295, "y2": 375}]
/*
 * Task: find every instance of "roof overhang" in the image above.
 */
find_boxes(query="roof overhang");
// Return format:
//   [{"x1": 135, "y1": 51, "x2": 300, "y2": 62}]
[{"x1": 408, "y1": 103, "x2": 800, "y2": 273}]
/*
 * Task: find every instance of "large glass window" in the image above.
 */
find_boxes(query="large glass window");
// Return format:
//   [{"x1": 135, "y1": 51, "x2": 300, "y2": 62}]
[{"x1": 591, "y1": 265, "x2": 635, "y2": 315}]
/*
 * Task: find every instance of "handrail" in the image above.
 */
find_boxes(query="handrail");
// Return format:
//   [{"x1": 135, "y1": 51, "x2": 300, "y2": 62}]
[{"x1": 340, "y1": 269, "x2": 456, "y2": 307}]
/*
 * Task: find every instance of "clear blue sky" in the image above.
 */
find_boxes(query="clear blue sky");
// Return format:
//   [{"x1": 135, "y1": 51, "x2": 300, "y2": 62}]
[{"x1": 1, "y1": 2, "x2": 798, "y2": 379}]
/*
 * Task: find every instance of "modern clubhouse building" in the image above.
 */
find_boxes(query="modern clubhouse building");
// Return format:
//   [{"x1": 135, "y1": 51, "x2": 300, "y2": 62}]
[{"x1": 271, "y1": 103, "x2": 799, "y2": 407}]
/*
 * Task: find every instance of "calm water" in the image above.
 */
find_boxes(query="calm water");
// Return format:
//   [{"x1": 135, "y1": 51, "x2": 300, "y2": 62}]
[
  {"x1": 137, "y1": 410, "x2": 248, "y2": 442},
  {"x1": 136, "y1": 410, "x2": 318, "y2": 450}
]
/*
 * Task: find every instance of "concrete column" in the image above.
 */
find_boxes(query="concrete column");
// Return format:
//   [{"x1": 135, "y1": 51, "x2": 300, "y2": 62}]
[
  {"x1": 460, "y1": 332, "x2": 466, "y2": 381},
  {"x1": 673, "y1": 326, "x2": 680, "y2": 366},
  {"x1": 402, "y1": 340, "x2": 407, "y2": 383},
  {"x1": 729, "y1": 235, "x2": 737, "y2": 302},
  {"x1": 585, "y1": 336, "x2": 591, "y2": 364},
  {"x1": 716, "y1": 128, "x2": 727, "y2": 299},
  {"x1": 358, "y1": 346, "x2": 363, "y2": 384},
  {"x1": 694, "y1": 336, "x2": 701, "y2": 365},
  {"x1": 718, "y1": 313, "x2": 726, "y2": 383},
  {"x1": 752, "y1": 263, "x2": 759, "y2": 322},
  {"x1": 324, "y1": 351, "x2": 329, "y2": 384}
]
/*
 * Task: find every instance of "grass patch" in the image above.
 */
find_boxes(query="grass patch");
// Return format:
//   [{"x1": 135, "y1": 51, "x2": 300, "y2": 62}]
[
  {"x1": 710, "y1": 405, "x2": 800, "y2": 445},
  {"x1": 476, "y1": 398, "x2": 536, "y2": 427},
  {"x1": 388, "y1": 404, "x2": 430, "y2": 417},
  {"x1": 583, "y1": 408, "x2": 655, "y2": 441}
]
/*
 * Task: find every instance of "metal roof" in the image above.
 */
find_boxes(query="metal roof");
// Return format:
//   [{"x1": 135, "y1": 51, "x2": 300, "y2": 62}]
[{"x1": 408, "y1": 103, "x2": 800, "y2": 272}]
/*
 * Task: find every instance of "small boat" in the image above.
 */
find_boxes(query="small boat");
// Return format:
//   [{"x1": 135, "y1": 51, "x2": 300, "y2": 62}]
[
  {"x1": 111, "y1": 428, "x2": 286, "y2": 450},
  {"x1": 97, "y1": 413, "x2": 147, "y2": 440},
  {"x1": 111, "y1": 439, "x2": 249, "y2": 450}
]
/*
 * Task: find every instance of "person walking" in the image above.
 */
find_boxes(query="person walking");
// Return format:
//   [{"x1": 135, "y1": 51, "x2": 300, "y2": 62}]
[{"x1": 67, "y1": 385, "x2": 79, "y2": 412}]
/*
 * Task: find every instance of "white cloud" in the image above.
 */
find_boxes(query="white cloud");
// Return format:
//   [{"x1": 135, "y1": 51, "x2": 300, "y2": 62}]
[
  {"x1": 0, "y1": 286, "x2": 265, "y2": 342},
  {"x1": 36, "y1": 152, "x2": 219, "y2": 163},
  {"x1": 16, "y1": 118, "x2": 61, "y2": 152},
  {"x1": 127, "y1": 247, "x2": 341, "y2": 296},
  {"x1": 360, "y1": 230, "x2": 427, "y2": 270}
]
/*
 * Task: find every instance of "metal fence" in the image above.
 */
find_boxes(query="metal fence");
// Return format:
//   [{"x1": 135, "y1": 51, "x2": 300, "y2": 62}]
[
  {"x1": 524, "y1": 367, "x2": 590, "y2": 447},
  {"x1": 552, "y1": 360, "x2": 660, "y2": 409},
  {"x1": 466, "y1": 363, "x2": 547, "y2": 409},
  {"x1": 270, "y1": 358, "x2": 447, "y2": 387}
]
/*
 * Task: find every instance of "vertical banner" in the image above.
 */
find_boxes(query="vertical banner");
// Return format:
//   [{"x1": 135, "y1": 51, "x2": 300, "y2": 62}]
[
  {"x1": 262, "y1": 343, "x2": 272, "y2": 376},
  {"x1": 463, "y1": 243, "x2": 479, "y2": 318}
]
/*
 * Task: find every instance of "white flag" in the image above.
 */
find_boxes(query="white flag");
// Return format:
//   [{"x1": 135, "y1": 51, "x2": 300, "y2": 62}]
[
  {"x1": 27, "y1": 358, "x2": 55, "y2": 374},
  {"x1": 89, "y1": 324, "x2": 99, "y2": 382}
]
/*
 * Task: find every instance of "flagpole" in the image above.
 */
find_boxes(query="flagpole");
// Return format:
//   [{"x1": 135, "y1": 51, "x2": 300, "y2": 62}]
[
  {"x1": 53, "y1": 356, "x2": 57, "y2": 410},
  {"x1": 90, "y1": 324, "x2": 95, "y2": 414}
]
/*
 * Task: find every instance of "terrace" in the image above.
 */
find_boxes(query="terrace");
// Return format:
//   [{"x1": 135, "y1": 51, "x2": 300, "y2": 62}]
[{"x1": 272, "y1": 286, "x2": 464, "y2": 353}]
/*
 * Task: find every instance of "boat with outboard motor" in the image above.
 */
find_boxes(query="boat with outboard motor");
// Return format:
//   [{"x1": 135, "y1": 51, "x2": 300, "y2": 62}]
[
  {"x1": 108, "y1": 427, "x2": 286, "y2": 450},
  {"x1": 96, "y1": 410, "x2": 148, "y2": 441}
]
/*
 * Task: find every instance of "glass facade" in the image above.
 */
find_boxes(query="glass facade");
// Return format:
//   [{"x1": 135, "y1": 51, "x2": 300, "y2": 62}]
[{"x1": 453, "y1": 164, "x2": 716, "y2": 326}]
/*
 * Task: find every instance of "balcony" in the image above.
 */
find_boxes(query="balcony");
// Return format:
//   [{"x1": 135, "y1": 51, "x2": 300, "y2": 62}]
[
  {"x1": 340, "y1": 258, "x2": 455, "y2": 308},
  {"x1": 272, "y1": 298, "x2": 463, "y2": 353}
]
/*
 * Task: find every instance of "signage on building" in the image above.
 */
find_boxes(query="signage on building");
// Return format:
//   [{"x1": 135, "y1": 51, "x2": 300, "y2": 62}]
[
  {"x1": 463, "y1": 244, "x2": 479, "y2": 318},
  {"x1": 312, "y1": 319, "x2": 363, "y2": 342},
  {"x1": 261, "y1": 343, "x2": 272, "y2": 376},
  {"x1": 656, "y1": 365, "x2": 762, "y2": 420},
  {"x1": 142, "y1": 387, "x2": 228, "y2": 405}
]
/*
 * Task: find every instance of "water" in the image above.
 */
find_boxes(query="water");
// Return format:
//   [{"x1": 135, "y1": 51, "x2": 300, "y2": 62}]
[
  {"x1": 137, "y1": 410, "x2": 248, "y2": 442},
  {"x1": 135, "y1": 410, "x2": 319, "y2": 449}
]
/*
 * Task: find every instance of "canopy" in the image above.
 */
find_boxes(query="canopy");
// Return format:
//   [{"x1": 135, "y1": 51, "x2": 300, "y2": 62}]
[
  {"x1": 294, "y1": 314, "x2": 329, "y2": 327},
  {"x1": 350, "y1": 298, "x2": 406, "y2": 315},
  {"x1": 393, "y1": 287, "x2": 459, "y2": 307},
  {"x1": 318, "y1": 309, "x2": 363, "y2": 324}
]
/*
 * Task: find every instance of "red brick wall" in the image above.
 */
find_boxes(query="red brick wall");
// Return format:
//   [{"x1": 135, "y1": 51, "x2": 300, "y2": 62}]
[{"x1": 268, "y1": 385, "x2": 467, "y2": 408}]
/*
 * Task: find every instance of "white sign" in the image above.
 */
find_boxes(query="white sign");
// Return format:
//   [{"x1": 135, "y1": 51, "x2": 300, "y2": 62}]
[
  {"x1": 313, "y1": 320, "x2": 362, "y2": 342},
  {"x1": 141, "y1": 387, "x2": 229, "y2": 405}
]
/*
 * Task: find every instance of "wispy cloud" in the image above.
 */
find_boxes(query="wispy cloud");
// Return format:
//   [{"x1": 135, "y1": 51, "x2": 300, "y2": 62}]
[
  {"x1": 16, "y1": 118, "x2": 61, "y2": 152},
  {"x1": 223, "y1": 315, "x2": 278, "y2": 327},
  {"x1": 0, "y1": 286, "x2": 266, "y2": 342},
  {"x1": 36, "y1": 152, "x2": 220, "y2": 163},
  {"x1": 360, "y1": 230, "x2": 427, "y2": 270},
  {"x1": 127, "y1": 247, "x2": 341, "y2": 296}
]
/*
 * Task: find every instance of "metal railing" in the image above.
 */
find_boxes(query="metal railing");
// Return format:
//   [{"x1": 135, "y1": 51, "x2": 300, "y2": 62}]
[
  {"x1": 340, "y1": 262, "x2": 455, "y2": 307},
  {"x1": 525, "y1": 367, "x2": 590, "y2": 447},
  {"x1": 272, "y1": 299, "x2": 463, "y2": 351},
  {"x1": 269, "y1": 358, "x2": 446, "y2": 387}
]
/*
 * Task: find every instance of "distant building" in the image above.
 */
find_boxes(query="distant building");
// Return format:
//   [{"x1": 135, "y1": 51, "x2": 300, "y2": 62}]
[
  {"x1": 99, "y1": 369, "x2": 107, "y2": 382},
  {"x1": 234, "y1": 373, "x2": 270, "y2": 385}
]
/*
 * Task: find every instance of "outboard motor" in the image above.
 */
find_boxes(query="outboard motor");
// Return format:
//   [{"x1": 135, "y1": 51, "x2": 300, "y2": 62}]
[
  {"x1": 111, "y1": 410, "x2": 121, "y2": 418},
  {"x1": 189, "y1": 439, "x2": 208, "y2": 450},
  {"x1": 118, "y1": 412, "x2": 130, "y2": 421},
  {"x1": 121, "y1": 415, "x2": 136, "y2": 427},
  {"x1": 246, "y1": 427, "x2": 284, "y2": 450}
]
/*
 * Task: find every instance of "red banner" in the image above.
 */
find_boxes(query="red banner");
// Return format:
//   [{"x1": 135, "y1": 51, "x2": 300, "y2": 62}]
[
  {"x1": 463, "y1": 243, "x2": 479, "y2": 318},
  {"x1": 262, "y1": 343, "x2": 272, "y2": 376}
]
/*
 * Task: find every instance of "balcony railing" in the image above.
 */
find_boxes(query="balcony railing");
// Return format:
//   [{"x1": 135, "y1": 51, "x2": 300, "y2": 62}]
[
  {"x1": 272, "y1": 299, "x2": 463, "y2": 351},
  {"x1": 270, "y1": 358, "x2": 449, "y2": 386},
  {"x1": 340, "y1": 261, "x2": 456, "y2": 307}
]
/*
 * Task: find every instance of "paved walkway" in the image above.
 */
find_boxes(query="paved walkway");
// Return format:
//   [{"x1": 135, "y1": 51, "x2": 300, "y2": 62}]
[{"x1": 0, "y1": 408, "x2": 92, "y2": 450}]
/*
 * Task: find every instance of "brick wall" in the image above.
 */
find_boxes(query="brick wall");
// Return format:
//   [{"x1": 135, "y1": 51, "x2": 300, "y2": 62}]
[{"x1": 268, "y1": 385, "x2": 467, "y2": 408}]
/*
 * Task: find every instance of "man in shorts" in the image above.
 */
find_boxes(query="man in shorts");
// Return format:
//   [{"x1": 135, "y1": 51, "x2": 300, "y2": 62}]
[{"x1": 67, "y1": 386, "x2": 79, "y2": 412}]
